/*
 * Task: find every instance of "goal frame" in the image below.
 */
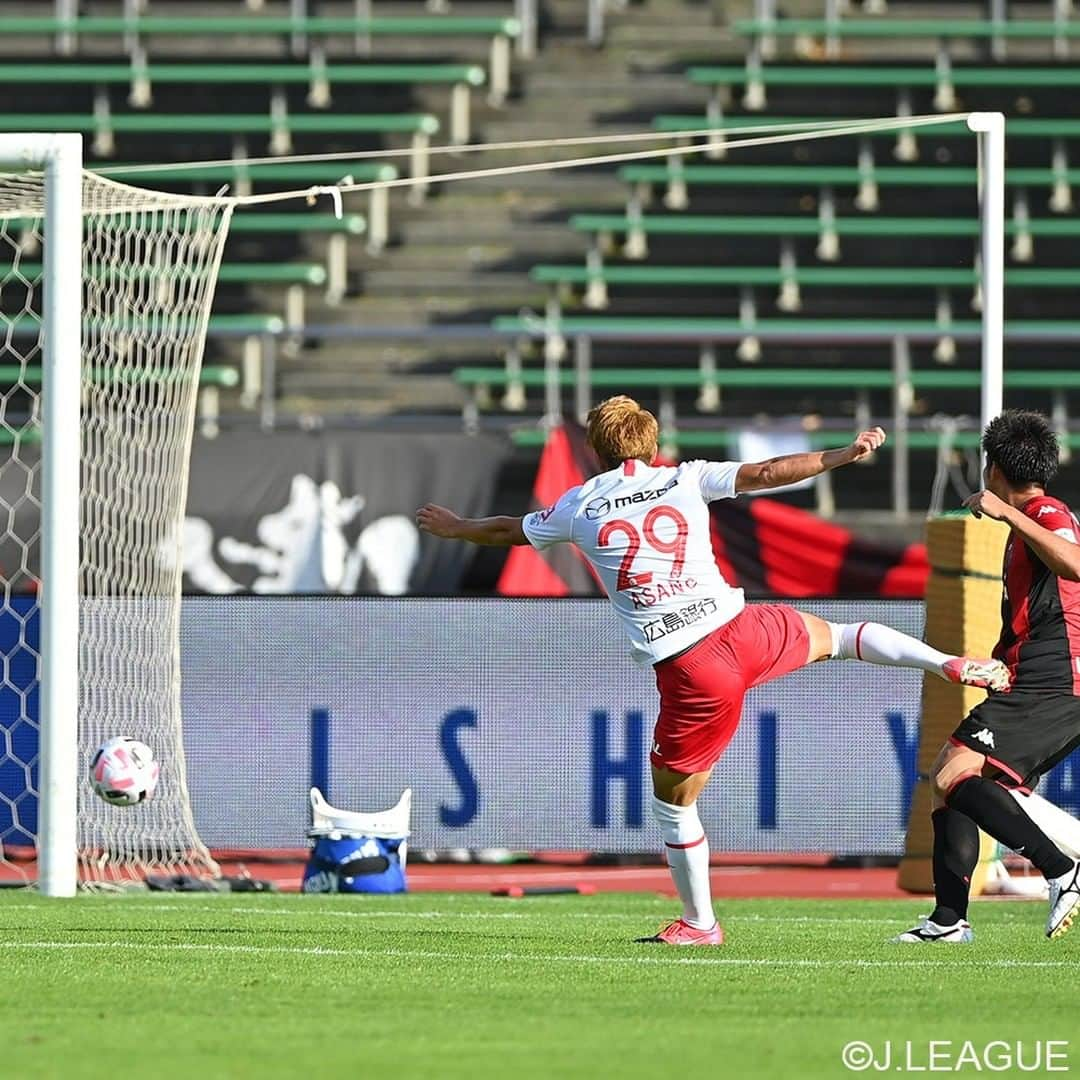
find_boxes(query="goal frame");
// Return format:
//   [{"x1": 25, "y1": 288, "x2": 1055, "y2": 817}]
[
  {"x1": 968, "y1": 112, "x2": 1005, "y2": 442},
  {"x1": 0, "y1": 133, "x2": 82, "y2": 897}
]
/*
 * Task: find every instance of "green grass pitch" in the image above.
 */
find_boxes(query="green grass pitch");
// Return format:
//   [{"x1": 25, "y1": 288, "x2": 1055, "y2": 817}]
[{"x1": 1, "y1": 891, "x2": 1075, "y2": 1079}]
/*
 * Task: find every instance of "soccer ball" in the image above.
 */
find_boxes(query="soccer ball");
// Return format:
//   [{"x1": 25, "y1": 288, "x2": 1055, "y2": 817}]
[{"x1": 89, "y1": 737, "x2": 160, "y2": 806}]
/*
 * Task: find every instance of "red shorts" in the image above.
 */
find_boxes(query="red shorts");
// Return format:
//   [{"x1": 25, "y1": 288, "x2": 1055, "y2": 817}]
[{"x1": 650, "y1": 603, "x2": 811, "y2": 775}]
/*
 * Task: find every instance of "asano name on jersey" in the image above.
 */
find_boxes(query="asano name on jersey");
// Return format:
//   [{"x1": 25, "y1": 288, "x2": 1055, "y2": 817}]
[{"x1": 522, "y1": 459, "x2": 746, "y2": 664}]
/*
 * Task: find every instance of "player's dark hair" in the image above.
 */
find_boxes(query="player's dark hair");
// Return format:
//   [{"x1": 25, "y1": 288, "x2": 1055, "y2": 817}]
[{"x1": 982, "y1": 409, "x2": 1059, "y2": 489}]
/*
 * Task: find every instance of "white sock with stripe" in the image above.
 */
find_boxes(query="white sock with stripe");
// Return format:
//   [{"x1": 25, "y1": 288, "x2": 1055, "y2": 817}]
[
  {"x1": 651, "y1": 795, "x2": 715, "y2": 930},
  {"x1": 830, "y1": 621, "x2": 951, "y2": 676}
]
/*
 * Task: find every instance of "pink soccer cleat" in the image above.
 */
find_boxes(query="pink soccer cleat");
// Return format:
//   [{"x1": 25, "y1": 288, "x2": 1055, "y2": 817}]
[
  {"x1": 942, "y1": 657, "x2": 1011, "y2": 693},
  {"x1": 635, "y1": 918, "x2": 725, "y2": 946}
]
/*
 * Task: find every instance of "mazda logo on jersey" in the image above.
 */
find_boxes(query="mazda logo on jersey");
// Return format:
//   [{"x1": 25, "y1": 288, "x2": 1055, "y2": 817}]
[
  {"x1": 584, "y1": 497, "x2": 611, "y2": 520},
  {"x1": 613, "y1": 477, "x2": 677, "y2": 509}
]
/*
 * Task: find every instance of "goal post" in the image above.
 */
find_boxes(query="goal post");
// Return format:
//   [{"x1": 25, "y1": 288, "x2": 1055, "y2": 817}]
[
  {"x1": 0, "y1": 134, "x2": 234, "y2": 893},
  {"x1": 968, "y1": 111, "x2": 1005, "y2": 437},
  {"x1": 898, "y1": 113, "x2": 1007, "y2": 892},
  {"x1": 0, "y1": 134, "x2": 84, "y2": 898}
]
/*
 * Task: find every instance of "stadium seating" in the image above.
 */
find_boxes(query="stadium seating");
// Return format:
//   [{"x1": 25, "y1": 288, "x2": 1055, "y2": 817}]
[
  {"x1": 456, "y1": 363, "x2": 1080, "y2": 458},
  {"x1": 228, "y1": 213, "x2": 367, "y2": 310},
  {"x1": 567, "y1": 213, "x2": 1080, "y2": 266},
  {"x1": 101, "y1": 162, "x2": 397, "y2": 253},
  {"x1": 0, "y1": 15, "x2": 521, "y2": 106},
  {"x1": 0, "y1": 4, "x2": 540, "y2": 426},
  {"x1": 650, "y1": 115, "x2": 1080, "y2": 175},
  {"x1": 0, "y1": 111, "x2": 435, "y2": 195},
  {"x1": 529, "y1": 264, "x2": 1080, "y2": 316},
  {"x1": 734, "y1": 17, "x2": 1080, "y2": 61},
  {"x1": 686, "y1": 64, "x2": 1080, "y2": 113},
  {"x1": 0, "y1": 60, "x2": 479, "y2": 141},
  {"x1": 507, "y1": 426, "x2": 1080, "y2": 450},
  {"x1": 456, "y1": 365, "x2": 1080, "y2": 393},
  {"x1": 618, "y1": 164, "x2": 1080, "y2": 216}
]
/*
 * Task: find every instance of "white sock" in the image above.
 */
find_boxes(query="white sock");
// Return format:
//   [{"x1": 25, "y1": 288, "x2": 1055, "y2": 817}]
[
  {"x1": 1011, "y1": 790, "x2": 1080, "y2": 860},
  {"x1": 829, "y1": 621, "x2": 952, "y2": 677},
  {"x1": 651, "y1": 795, "x2": 715, "y2": 929}
]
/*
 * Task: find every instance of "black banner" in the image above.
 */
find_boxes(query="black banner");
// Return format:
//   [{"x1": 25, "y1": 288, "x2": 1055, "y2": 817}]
[
  {"x1": 0, "y1": 431, "x2": 507, "y2": 596},
  {"x1": 182, "y1": 430, "x2": 507, "y2": 594}
]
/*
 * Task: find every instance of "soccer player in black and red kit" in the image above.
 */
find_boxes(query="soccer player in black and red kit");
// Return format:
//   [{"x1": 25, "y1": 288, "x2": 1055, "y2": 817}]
[{"x1": 897, "y1": 410, "x2": 1080, "y2": 943}]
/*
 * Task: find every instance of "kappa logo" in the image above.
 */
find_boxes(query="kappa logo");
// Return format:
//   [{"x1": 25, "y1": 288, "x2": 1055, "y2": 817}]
[
  {"x1": 584, "y1": 496, "x2": 611, "y2": 520},
  {"x1": 1037, "y1": 505, "x2": 1060, "y2": 518},
  {"x1": 971, "y1": 728, "x2": 996, "y2": 750}
]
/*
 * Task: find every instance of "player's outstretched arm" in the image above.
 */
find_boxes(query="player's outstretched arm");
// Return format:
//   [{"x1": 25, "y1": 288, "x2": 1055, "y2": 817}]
[
  {"x1": 416, "y1": 503, "x2": 528, "y2": 547},
  {"x1": 964, "y1": 490, "x2": 1080, "y2": 582},
  {"x1": 734, "y1": 427, "x2": 886, "y2": 493}
]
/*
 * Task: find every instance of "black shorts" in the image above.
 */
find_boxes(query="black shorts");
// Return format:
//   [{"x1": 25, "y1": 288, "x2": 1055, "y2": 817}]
[{"x1": 952, "y1": 691, "x2": 1080, "y2": 789}]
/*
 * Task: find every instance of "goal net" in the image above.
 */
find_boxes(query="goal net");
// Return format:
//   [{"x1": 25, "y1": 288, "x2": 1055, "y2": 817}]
[{"x1": 0, "y1": 161, "x2": 232, "y2": 888}]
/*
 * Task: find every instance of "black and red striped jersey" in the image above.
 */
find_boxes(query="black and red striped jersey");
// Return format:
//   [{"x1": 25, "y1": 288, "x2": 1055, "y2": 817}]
[{"x1": 993, "y1": 494, "x2": 1080, "y2": 694}]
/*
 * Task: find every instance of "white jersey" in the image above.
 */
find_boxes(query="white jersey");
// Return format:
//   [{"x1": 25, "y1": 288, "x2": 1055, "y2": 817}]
[{"x1": 521, "y1": 458, "x2": 746, "y2": 665}]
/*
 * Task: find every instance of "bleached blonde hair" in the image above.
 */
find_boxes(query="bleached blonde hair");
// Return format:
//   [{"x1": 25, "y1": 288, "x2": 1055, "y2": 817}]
[{"x1": 585, "y1": 395, "x2": 659, "y2": 469}]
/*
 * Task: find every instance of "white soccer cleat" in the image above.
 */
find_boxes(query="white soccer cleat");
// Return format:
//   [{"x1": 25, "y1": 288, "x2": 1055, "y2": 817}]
[
  {"x1": 1046, "y1": 860, "x2": 1080, "y2": 940},
  {"x1": 942, "y1": 657, "x2": 1011, "y2": 693},
  {"x1": 891, "y1": 916, "x2": 974, "y2": 944}
]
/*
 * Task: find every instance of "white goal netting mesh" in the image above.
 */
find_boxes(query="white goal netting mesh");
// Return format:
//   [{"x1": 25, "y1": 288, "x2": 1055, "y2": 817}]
[{"x1": 0, "y1": 170, "x2": 233, "y2": 886}]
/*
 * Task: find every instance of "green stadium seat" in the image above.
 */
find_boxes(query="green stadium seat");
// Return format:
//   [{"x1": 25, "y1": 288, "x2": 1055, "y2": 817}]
[
  {"x1": 456, "y1": 365, "x2": 1080, "y2": 392},
  {"x1": 0, "y1": 360, "x2": 240, "y2": 441},
  {"x1": 488, "y1": 313, "x2": 1080, "y2": 374},
  {"x1": 490, "y1": 315, "x2": 1080, "y2": 340},
  {"x1": 0, "y1": 15, "x2": 522, "y2": 106},
  {"x1": 617, "y1": 163, "x2": 1080, "y2": 216},
  {"x1": 651, "y1": 115, "x2": 1080, "y2": 178},
  {"x1": 100, "y1": 161, "x2": 397, "y2": 254},
  {"x1": 734, "y1": 17, "x2": 1080, "y2": 39},
  {"x1": 12, "y1": 257, "x2": 328, "y2": 324},
  {"x1": 686, "y1": 64, "x2": 1080, "y2": 114},
  {"x1": 733, "y1": 18, "x2": 1080, "y2": 66},
  {"x1": 0, "y1": 61, "x2": 483, "y2": 143},
  {"x1": 229, "y1": 213, "x2": 366, "y2": 311},
  {"x1": 456, "y1": 364, "x2": 1080, "y2": 463},
  {"x1": 530, "y1": 263, "x2": 1080, "y2": 316},
  {"x1": 567, "y1": 213, "x2": 1080, "y2": 266},
  {"x1": 456, "y1": 364, "x2": 1080, "y2": 455},
  {"x1": 0, "y1": 113, "x2": 438, "y2": 206},
  {"x1": 0, "y1": 363, "x2": 239, "y2": 387},
  {"x1": 508, "y1": 427, "x2": 1080, "y2": 450},
  {"x1": 654, "y1": 116, "x2": 1080, "y2": 139}
]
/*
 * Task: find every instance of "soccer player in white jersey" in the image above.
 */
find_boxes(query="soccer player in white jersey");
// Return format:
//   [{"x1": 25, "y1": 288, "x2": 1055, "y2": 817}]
[{"x1": 416, "y1": 396, "x2": 1009, "y2": 946}]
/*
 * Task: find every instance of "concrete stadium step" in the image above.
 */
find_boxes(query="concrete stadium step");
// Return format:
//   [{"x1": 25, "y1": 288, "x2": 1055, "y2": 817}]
[
  {"x1": 362, "y1": 243, "x2": 518, "y2": 271},
  {"x1": 398, "y1": 218, "x2": 590, "y2": 252},
  {"x1": 187, "y1": 0, "x2": 760, "y2": 421},
  {"x1": 287, "y1": 340, "x2": 503, "y2": 375},
  {"x1": 316, "y1": 295, "x2": 480, "y2": 324},
  {"x1": 361, "y1": 268, "x2": 539, "y2": 300},
  {"x1": 276, "y1": 371, "x2": 465, "y2": 416},
  {"x1": 440, "y1": 173, "x2": 626, "y2": 202}
]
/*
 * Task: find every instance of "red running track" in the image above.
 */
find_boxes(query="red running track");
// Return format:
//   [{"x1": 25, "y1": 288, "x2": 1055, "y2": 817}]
[
  {"x1": 0, "y1": 849, "x2": 910, "y2": 898},
  {"x1": 213, "y1": 853, "x2": 909, "y2": 899}
]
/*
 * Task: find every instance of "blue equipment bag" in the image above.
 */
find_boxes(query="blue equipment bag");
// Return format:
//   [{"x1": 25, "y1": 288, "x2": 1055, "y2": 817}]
[
  {"x1": 302, "y1": 787, "x2": 411, "y2": 895},
  {"x1": 302, "y1": 834, "x2": 407, "y2": 894}
]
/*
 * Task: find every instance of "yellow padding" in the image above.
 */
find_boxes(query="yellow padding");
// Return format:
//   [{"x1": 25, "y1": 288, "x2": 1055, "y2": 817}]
[{"x1": 897, "y1": 514, "x2": 1009, "y2": 894}]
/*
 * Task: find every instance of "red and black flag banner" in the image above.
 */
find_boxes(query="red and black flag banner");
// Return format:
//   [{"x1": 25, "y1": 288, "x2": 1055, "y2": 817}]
[
  {"x1": 498, "y1": 425, "x2": 603, "y2": 596},
  {"x1": 498, "y1": 425, "x2": 929, "y2": 599}
]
